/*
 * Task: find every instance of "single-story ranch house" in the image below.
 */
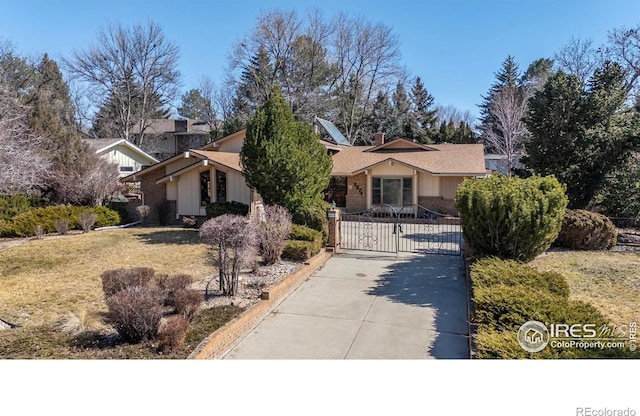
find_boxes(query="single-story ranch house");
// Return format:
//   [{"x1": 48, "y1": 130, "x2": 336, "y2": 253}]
[{"x1": 122, "y1": 127, "x2": 488, "y2": 223}]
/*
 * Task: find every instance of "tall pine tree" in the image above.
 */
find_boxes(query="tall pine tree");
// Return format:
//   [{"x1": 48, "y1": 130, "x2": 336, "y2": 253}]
[{"x1": 240, "y1": 86, "x2": 332, "y2": 214}]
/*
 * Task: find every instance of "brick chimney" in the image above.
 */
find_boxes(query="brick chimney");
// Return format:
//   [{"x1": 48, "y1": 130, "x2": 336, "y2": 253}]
[{"x1": 374, "y1": 132, "x2": 385, "y2": 146}]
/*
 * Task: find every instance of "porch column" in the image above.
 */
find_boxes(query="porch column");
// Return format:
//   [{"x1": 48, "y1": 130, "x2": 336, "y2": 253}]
[
  {"x1": 365, "y1": 170, "x2": 371, "y2": 209},
  {"x1": 412, "y1": 169, "x2": 420, "y2": 208}
]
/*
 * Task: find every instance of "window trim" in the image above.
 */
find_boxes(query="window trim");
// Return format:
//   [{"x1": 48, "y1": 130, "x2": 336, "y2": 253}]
[{"x1": 372, "y1": 176, "x2": 413, "y2": 206}]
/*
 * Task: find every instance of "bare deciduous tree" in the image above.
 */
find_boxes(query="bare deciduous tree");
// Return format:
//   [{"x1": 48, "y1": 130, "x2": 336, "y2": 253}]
[
  {"x1": 554, "y1": 36, "x2": 602, "y2": 85},
  {"x1": 0, "y1": 81, "x2": 52, "y2": 194},
  {"x1": 331, "y1": 13, "x2": 402, "y2": 143},
  {"x1": 481, "y1": 86, "x2": 531, "y2": 176},
  {"x1": 64, "y1": 21, "x2": 180, "y2": 147},
  {"x1": 55, "y1": 150, "x2": 122, "y2": 206},
  {"x1": 608, "y1": 25, "x2": 640, "y2": 95}
]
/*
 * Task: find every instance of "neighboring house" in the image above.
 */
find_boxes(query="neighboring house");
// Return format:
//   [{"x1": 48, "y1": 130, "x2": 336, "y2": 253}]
[
  {"x1": 83, "y1": 138, "x2": 159, "y2": 177},
  {"x1": 122, "y1": 129, "x2": 487, "y2": 223},
  {"x1": 484, "y1": 153, "x2": 522, "y2": 175},
  {"x1": 131, "y1": 119, "x2": 212, "y2": 161}
]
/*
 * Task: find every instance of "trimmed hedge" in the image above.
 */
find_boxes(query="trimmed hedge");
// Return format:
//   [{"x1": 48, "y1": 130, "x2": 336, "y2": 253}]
[
  {"x1": 281, "y1": 224, "x2": 324, "y2": 261},
  {"x1": 554, "y1": 209, "x2": 617, "y2": 250},
  {"x1": 292, "y1": 203, "x2": 329, "y2": 244},
  {"x1": 7, "y1": 205, "x2": 121, "y2": 237},
  {"x1": 456, "y1": 175, "x2": 568, "y2": 262},
  {"x1": 470, "y1": 257, "x2": 638, "y2": 358},
  {"x1": 205, "y1": 201, "x2": 249, "y2": 218},
  {"x1": 282, "y1": 240, "x2": 316, "y2": 261}
]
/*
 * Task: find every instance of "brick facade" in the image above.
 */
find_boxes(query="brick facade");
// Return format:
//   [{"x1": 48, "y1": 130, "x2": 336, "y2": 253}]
[
  {"x1": 346, "y1": 173, "x2": 367, "y2": 212},
  {"x1": 138, "y1": 168, "x2": 180, "y2": 224},
  {"x1": 418, "y1": 196, "x2": 457, "y2": 216}
]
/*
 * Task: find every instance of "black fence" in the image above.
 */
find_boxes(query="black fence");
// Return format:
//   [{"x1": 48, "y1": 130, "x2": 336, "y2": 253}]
[{"x1": 340, "y1": 204, "x2": 462, "y2": 255}]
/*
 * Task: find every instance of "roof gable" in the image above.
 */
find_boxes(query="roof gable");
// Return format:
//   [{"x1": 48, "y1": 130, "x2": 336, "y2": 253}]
[
  {"x1": 84, "y1": 138, "x2": 159, "y2": 164},
  {"x1": 365, "y1": 138, "x2": 439, "y2": 153}
]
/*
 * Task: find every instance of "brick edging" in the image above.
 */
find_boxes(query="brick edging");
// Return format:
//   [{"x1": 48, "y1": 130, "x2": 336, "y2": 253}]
[{"x1": 187, "y1": 250, "x2": 333, "y2": 359}]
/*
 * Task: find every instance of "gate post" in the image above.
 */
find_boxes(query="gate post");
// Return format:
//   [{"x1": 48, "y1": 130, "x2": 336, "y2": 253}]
[{"x1": 327, "y1": 208, "x2": 341, "y2": 253}]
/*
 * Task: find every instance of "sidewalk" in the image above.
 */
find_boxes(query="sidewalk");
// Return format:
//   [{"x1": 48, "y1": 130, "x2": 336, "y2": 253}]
[{"x1": 224, "y1": 252, "x2": 470, "y2": 359}]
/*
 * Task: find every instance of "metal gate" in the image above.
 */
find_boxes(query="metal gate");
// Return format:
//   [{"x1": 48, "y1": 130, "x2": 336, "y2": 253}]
[{"x1": 340, "y1": 204, "x2": 462, "y2": 255}]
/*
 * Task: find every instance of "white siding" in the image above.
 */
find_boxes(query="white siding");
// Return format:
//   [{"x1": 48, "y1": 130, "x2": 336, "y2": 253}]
[
  {"x1": 418, "y1": 172, "x2": 441, "y2": 197},
  {"x1": 166, "y1": 182, "x2": 177, "y2": 201},
  {"x1": 165, "y1": 157, "x2": 196, "y2": 175},
  {"x1": 101, "y1": 145, "x2": 154, "y2": 176},
  {"x1": 217, "y1": 135, "x2": 244, "y2": 153},
  {"x1": 226, "y1": 170, "x2": 252, "y2": 204},
  {"x1": 177, "y1": 169, "x2": 201, "y2": 216},
  {"x1": 370, "y1": 162, "x2": 414, "y2": 177},
  {"x1": 442, "y1": 176, "x2": 464, "y2": 199}
]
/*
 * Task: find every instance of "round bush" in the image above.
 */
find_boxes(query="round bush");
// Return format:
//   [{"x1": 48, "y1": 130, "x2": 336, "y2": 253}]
[
  {"x1": 106, "y1": 286, "x2": 165, "y2": 344},
  {"x1": 456, "y1": 175, "x2": 568, "y2": 262},
  {"x1": 554, "y1": 209, "x2": 617, "y2": 250}
]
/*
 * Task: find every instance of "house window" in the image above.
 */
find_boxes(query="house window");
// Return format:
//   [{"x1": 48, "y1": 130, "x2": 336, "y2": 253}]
[
  {"x1": 372, "y1": 177, "x2": 413, "y2": 206},
  {"x1": 216, "y1": 170, "x2": 227, "y2": 202},
  {"x1": 119, "y1": 166, "x2": 134, "y2": 172},
  {"x1": 200, "y1": 170, "x2": 211, "y2": 206}
]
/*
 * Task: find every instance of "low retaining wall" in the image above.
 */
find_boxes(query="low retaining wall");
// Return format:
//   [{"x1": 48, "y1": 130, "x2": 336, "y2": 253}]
[{"x1": 188, "y1": 250, "x2": 333, "y2": 359}]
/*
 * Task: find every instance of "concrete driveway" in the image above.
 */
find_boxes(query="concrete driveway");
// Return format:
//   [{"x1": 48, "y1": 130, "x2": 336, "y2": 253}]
[{"x1": 224, "y1": 252, "x2": 470, "y2": 359}]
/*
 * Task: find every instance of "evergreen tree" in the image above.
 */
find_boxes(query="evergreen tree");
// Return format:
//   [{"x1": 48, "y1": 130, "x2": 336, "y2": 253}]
[
  {"x1": 27, "y1": 54, "x2": 85, "y2": 169},
  {"x1": 410, "y1": 76, "x2": 437, "y2": 143},
  {"x1": 177, "y1": 88, "x2": 210, "y2": 121},
  {"x1": 479, "y1": 55, "x2": 521, "y2": 126},
  {"x1": 391, "y1": 81, "x2": 413, "y2": 140},
  {"x1": 523, "y1": 62, "x2": 640, "y2": 209},
  {"x1": 240, "y1": 86, "x2": 332, "y2": 214},
  {"x1": 232, "y1": 45, "x2": 275, "y2": 125}
]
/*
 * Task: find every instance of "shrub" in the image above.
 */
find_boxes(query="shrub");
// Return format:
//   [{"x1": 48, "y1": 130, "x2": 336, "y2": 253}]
[
  {"x1": 174, "y1": 289, "x2": 204, "y2": 321},
  {"x1": 554, "y1": 209, "x2": 617, "y2": 250},
  {"x1": 200, "y1": 214, "x2": 258, "y2": 296},
  {"x1": 34, "y1": 224, "x2": 44, "y2": 239},
  {"x1": 287, "y1": 224, "x2": 323, "y2": 259},
  {"x1": 0, "y1": 194, "x2": 33, "y2": 226},
  {"x1": 58, "y1": 309, "x2": 106, "y2": 336},
  {"x1": 106, "y1": 286, "x2": 165, "y2": 343},
  {"x1": 54, "y1": 218, "x2": 70, "y2": 235},
  {"x1": 153, "y1": 274, "x2": 193, "y2": 307},
  {"x1": 101, "y1": 267, "x2": 156, "y2": 298},
  {"x1": 157, "y1": 315, "x2": 191, "y2": 353},
  {"x1": 205, "y1": 201, "x2": 249, "y2": 218},
  {"x1": 456, "y1": 175, "x2": 568, "y2": 262},
  {"x1": 78, "y1": 211, "x2": 97, "y2": 233},
  {"x1": 136, "y1": 205, "x2": 150, "y2": 225},
  {"x1": 92, "y1": 206, "x2": 120, "y2": 228},
  {"x1": 470, "y1": 257, "x2": 569, "y2": 298},
  {"x1": 258, "y1": 205, "x2": 292, "y2": 265},
  {"x1": 282, "y1": 240, "x2": 315, "y2": 261},
  {"x1": 7, "y1": 205, "x2": 119, "y2": 237},
  {"x1": 291, "y1": 203, "x2": 329, "y2": 244},
  {"x1": 182, "y1": 215, "x2": 197, "y2": 228},
  {"x1": 107, "y1": 201, "x2": 133, "y2": 224},
  {"x1": 470, "y1": 257, "x2": 619, "y2": 359}
]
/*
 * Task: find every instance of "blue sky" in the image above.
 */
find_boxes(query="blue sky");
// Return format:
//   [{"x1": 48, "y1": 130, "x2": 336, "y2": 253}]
[{"x1": 2, "y1": 0, "x2": 639, "y2": 121}]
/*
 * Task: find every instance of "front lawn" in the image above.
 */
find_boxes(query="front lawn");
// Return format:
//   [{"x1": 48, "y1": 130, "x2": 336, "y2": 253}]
[
  {"x1": 0, "y1": 227, "x2": 243, "y2": 359},
  {"x1": 529, "y1": 250, "x2": 640, "y2": 326}
]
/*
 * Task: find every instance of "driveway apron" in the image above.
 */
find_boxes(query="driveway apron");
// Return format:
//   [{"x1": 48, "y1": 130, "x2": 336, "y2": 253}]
[{"x1": 224, "y1": 252, "x2": 470, "y2": 359}]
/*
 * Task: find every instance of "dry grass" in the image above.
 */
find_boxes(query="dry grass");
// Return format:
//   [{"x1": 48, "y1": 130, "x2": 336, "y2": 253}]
[
  {"x1": 0, "y1": 227, "x2": 214, "y2": 329},
  {"x1": 530, "y1": 250, "x2": 640, "y2": 325}
]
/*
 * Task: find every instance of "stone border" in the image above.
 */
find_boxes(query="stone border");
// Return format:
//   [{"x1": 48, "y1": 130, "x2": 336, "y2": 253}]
[{"x1": 188, "y1": 250, "x2": 333, "y2": 359}]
